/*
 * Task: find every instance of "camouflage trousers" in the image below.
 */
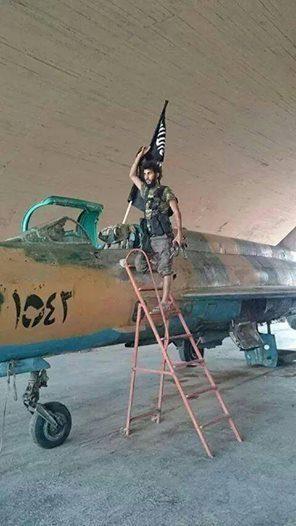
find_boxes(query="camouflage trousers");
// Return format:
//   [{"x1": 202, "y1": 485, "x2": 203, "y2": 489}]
[{"x1": 135, "y1": 234, "x2": 174, "y2": 277}]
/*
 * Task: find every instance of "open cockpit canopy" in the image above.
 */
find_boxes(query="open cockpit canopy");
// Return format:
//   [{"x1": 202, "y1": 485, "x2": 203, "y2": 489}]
[
  {"x1": 3, "y1": 196, "x2": 140, "y2": 250},
  {"x1": 20, "y1": 195, "x2": 104, "y2": 247}
]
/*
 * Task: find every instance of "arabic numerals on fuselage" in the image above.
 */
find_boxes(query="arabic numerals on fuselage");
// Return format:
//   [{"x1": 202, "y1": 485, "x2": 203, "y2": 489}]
[{"x1": 12, "y1": 290, "x2": 73, "y2": 329}]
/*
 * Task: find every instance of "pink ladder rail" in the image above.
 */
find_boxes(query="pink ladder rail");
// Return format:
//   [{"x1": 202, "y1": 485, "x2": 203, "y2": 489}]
[{"x1": 124, "y1": 249, "x2": 243, "y2": 458}]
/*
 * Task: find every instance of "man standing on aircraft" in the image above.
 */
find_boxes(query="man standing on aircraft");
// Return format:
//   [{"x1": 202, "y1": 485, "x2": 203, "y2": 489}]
[{"x1": 128, "y1": 145, "x2": 184, "y2": 310}]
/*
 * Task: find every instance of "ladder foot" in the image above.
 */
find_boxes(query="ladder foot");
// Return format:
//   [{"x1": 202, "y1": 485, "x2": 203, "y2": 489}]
[
  {"x1": 121, "y1": 426, "x2": 131, "y2": 437},
  {"x1": 229, "y1": 419, "x2": 243, "y2": 442}
]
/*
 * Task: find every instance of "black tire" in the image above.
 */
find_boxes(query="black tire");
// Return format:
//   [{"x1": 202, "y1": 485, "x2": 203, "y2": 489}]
[
  {"x1": 177, "y1": 339, "x2": 204, "y2": 362},
  {"x1": 30, "y1": 401, "x2": 72, "y2": 449}
]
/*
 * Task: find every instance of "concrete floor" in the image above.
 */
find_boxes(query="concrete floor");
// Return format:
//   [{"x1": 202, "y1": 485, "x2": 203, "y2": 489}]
[{"x1": 1, "y1": 322, "x2": 296, "y2": 526}]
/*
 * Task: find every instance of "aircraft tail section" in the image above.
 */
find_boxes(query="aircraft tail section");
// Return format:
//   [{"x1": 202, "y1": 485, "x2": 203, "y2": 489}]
[{"x1": 277, "y1": 226, "x2": 296, "y2": 251}]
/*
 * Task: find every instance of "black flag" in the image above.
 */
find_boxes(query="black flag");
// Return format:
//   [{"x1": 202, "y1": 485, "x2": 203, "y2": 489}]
[{"x1": 128, "y1": 100, "x2": 168, "y2": 212}]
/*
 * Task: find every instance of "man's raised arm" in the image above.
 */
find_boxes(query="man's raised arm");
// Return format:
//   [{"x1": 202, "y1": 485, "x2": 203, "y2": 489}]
[{"x1": 129, "y1": 146, "x2": 149, "y2": 190}]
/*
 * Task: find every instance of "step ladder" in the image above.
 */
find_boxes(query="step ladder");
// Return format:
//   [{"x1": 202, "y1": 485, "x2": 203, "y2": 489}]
[{"x1": 124, "y1": 249, "x2": 243, "y2": 458}]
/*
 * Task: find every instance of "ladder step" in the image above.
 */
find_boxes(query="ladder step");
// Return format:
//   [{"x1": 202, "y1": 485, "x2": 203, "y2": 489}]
[
  {"x1": 139, "y1": 286, "x2": 163, "y2": 292},
  {"x1": 170, "y1": 333, "x2": 192, "y2": 341},
  {"x1": 186, "y1": 386, "x2": 217, "y2": 400},
  {"x1": 134, "y1": 366, "x2": 173, "y2": 376},
  {"x1": 200, "y1": 414, "x2": 230, "y2": 430},
  {"x1": 160, "y1": 333, "x2": 192, "y2": 342},
  {"x1": 149, "y1": 308, "x2": 180, "y2": 317}
]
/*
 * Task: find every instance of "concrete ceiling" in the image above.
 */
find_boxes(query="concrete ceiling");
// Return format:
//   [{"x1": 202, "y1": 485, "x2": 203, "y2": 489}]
[{"x1": 1, "y1": 0, "x2": 296, "y2": 243}]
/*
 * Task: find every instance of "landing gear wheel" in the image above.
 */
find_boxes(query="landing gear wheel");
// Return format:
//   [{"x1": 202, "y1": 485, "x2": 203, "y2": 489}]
[
  {"x1": 177, "y1": 339, "x2": 204, "y2": 362},
  {"x1": 30, "y1": 401, "x2": 72, "y2": 449}
]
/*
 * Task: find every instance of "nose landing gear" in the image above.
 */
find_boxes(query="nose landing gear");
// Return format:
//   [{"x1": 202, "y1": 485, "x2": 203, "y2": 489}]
[
  {"x1": 23, "y1": 370, "x2": 72, "y2": 449},
  {"x1": 30, "y1": 401, "x2": 72, "y2": 449}
]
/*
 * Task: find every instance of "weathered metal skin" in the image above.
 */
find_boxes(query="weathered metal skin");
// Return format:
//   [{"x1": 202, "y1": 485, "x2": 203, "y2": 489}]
[{"x1": 1, "y1": 222, "x2": 296, "y2": 367}]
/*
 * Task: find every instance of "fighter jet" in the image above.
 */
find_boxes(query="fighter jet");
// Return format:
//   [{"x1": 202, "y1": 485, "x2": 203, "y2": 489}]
[{"x1": 1, "y1": 195, "x2": 296, "y2": 449}]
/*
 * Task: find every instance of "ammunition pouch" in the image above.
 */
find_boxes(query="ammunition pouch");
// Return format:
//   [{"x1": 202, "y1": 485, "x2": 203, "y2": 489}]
[{"x1": 147, "y1": 213, "x2": 172, "y2": 237}]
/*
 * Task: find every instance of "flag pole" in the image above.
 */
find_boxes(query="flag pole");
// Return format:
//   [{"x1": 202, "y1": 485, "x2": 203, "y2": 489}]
[{"x1": 122, "y1": 201, "x2": 132, "y2": 224}]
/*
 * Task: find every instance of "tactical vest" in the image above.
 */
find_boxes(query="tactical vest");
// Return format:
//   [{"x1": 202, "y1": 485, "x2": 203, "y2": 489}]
[{"x1": 142, "y1": 185, "x2": 173, "y2": 237}]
